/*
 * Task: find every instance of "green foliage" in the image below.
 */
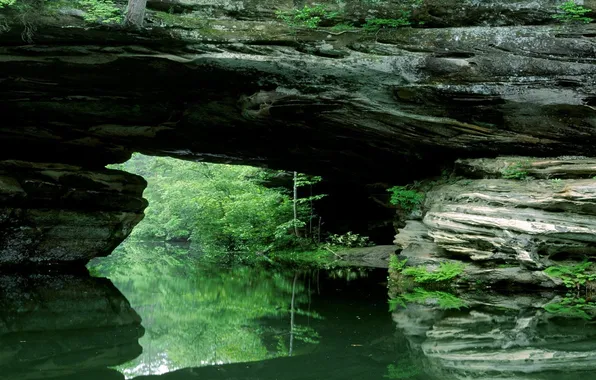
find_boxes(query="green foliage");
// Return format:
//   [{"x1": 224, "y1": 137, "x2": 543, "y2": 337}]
[
  {"x1": 402, "y1": 262, "x2": 465, "y2": 283},
  {"x1": 387, "y1": 185, "x2": 424, "y2": 213},
  {"x1": 0, "y1": 0, "x2": 17, "y2": 8},
  {"x1": 276, "y1": 4, "x2": 338, "y2": 29},
  {"x1": 89, "y1": 243, "x2": 322, "y2": 373},
  {"x1": 331, "y1": 22, "x2": 355, "y2": 31},
  {"x1": 552, "y1": 1, "x2": 593, "y2": 24},
  {"x1": 543, "y1": 261, "x2": 596, "y2": 320},
  {"x1": 327, "y1": 231, "x2": 371, "y2": 248},
  {"x1": 501, "y1": 162, "x2": 529, "y2": 180},
  {"x1": 544, "y1": 297, "x2": 596, "y2": 320},
  {"x1": 389, "y1": 288, "x2": 467, "y2": 311},
  {"x1": 545, "y1": 261, "x2": 595, "y2": 289},
  {"x1": 0, "y1": 0, "x2": 122, "y2": 23},
  {"x1": 389, "y1": 255, "x2": 408, "y2": 272},
  {"x1": 109, "y1": 154, "x2": 303, "y2": 264},
  {"x1": 363, "y1": 13, "x2": 412, "y2": 31},
  {"x1": 77, "y1": 0, "x2": 122, "y2": 23},
  {"x1": 384, "y1": 362, "x2": 420, "y2": 379}
]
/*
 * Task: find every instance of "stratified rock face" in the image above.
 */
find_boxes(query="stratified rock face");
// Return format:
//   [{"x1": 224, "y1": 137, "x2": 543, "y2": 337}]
[
  {"x1": 0, "y1": 273, "x2": 144, "y2": 380},
  {"x1": 0, "y1": 1, "x2": 595, "y2": 266},
  {"x1": 0, "y1": 161, "x2": 147, "y2": 266},
  {"x1": 392, "y1": 294, "x2": 596, "y2": 380},
  {"x1": 0, "y1": 1, "x2": 594, "y2": 183},
  {"x1": 396, "y1": 157, "x2": 596, "y2": 276}
]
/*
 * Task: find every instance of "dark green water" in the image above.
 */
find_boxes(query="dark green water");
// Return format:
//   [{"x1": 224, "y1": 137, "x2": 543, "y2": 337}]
[{"x1": 1, "y1": 241, "x2": 596, "y2": 380}]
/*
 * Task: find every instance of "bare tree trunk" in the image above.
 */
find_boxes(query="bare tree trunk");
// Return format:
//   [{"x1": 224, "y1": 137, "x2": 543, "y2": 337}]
[
  {"x1": 309, "y1": 184, "x2": 313, "y2": 239},
  {"x1": 317, "y1": 216, "x2": 322, "y2": 244},
  {"x1": 289, "y1": 272, "x2": 298, "y2": 357},
  {"x1": 293, "y1": 171, "x2": 298, "y2": 236},
  {"x1": 125, "y1": 0, "x2": 148, "y2": 28}
]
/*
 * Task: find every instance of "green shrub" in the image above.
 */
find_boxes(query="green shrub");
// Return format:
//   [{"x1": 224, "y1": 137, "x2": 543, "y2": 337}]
[
  {"x1": 276, "y1": 5, "x2": 338, "y2": 29},
  {"x1": 544, "y1": 297, "x2": 596, "y2": 320},
  {"x1": 327, "y1": 231, "x2": 371, "y2": 248},
  {"x1": 387, "y1": 185, "x2": 424, "y2": 212},
  {"x1": 77, "y1": 0, "x2": 122, "y2": 24},
  {"x1": 545, "y1": 261, "x2": 595, "y2": 289},
  {"x1": 552, "y1": 1, "x2": 593, "y2": 24},
  {"x1": 501, "y1": 162, "x2": 529, "y2": 180},
  {"x1": 363, "y1": 13, "x2": 412, "y2": 31},
  {"x1": 1, "y1": 0, "x2": 122, "y2": 23},
  {"x1": 402, "y1": 262, "x2": 465, "y2": 283},
  {"x1": 389, "y1": 255, "x2": 408, "y2": 271}
]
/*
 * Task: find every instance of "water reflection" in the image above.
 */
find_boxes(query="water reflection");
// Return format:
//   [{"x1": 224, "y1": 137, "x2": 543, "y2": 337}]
[
  {"x1": 0, "y1": 273, "x2": 143, "y2": 380},
  {"x1": 90, "y1": 242, "x2": 394, "y2": 379},
  {"x1": 392, "y1": 293, "x2": 596, "y2": 379},
  {"x1": 5, "y1": 241, "x2": 596, "y2": 380}
]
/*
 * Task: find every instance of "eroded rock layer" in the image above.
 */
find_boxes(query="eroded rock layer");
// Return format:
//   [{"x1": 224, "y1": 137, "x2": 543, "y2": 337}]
[
  {"x1": 395, "y1": 157, "x2": 596, "y2": 286},
  {"x1": 0, "y1": 161, "x2": 147, "y2": 266}
]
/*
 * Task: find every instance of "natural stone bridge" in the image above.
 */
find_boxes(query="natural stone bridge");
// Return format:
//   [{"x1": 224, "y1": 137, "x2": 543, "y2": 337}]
[{"x1": 0, "y1": 0, "x2": 595, "y2": 267}]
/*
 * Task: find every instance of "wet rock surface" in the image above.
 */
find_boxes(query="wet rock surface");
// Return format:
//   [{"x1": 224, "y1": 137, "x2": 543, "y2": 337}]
[
  {"x1": 0, "y1": 273, "x2": 144, "y2": 380},
  {"x1": 0, "y1": 161, "x2": 147, "y2": 266},
  {"x1": 392, "y1": 293, "x2": 596, "y2": 379}
]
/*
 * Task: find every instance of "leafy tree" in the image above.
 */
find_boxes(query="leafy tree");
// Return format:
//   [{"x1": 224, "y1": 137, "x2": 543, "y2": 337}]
[{"x1": 108, "y1": 154, "x2": 323, "y2": 264}]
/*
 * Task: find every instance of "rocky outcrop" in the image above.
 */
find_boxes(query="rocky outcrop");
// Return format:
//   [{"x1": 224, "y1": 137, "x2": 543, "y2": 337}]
[
  {"x1": 392, "y1": 293, "x2": 596, "y2": 379},
  {"x1": 0, "y1": 2, "x2": 595, "y2": 181},
  {"x1": 0, "y1": 0, "x2": 595, "y2": 265},
  {"x1": 395, "y1": 157, "x2": 596, "y2": 286},
  {"x1": 336, "y1": 245, "x2": 396, "y2": 268},
  {"x1": 0, "y1": 273, "x2": 144, "y2": 380},
  {"x1": 0, "y1": 161, "x2": 147, "y2": 266}
]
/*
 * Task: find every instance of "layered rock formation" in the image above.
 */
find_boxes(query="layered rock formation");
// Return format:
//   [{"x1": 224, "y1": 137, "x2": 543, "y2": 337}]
[
  {"x1": 0, "y1": 161, "x2": 147, "y2": 266},
  {"x1": 395, "y1": 157, "x2": 596, "y2": 286},
  {"x1": 0, "y1": 0, "x2": 595, "y2": 265},
  {"x1": 0, "y1": 273, "x2": 144, "y2": 379},
  {"x1": 392, "y1": 293, "x2": 596, "y2": 379}
]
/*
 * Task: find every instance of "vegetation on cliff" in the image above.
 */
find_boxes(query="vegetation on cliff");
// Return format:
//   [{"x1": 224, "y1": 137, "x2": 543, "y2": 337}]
[{"x1": 109, "y1": 154, "x2": 371, "y2": 266}]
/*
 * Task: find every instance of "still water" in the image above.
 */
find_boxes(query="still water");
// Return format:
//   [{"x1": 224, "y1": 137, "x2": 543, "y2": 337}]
[{"x1": 1, "y1": 241, "x2": 596, "y2": 380}]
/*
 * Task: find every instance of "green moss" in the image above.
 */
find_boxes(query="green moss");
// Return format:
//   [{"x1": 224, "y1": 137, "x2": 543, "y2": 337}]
[
  {"x1": 330, "y1": 22, "x2": 356, "y2": 32},
  {"x1": 544, "y1": 297, "x2": 596, "y2": 320},
  {"x1": 389, "y1": 288, "x2": 467, "y2": 311},
  {"x1": 501, "y1": 161, "x2": 529, "y2": 180}
]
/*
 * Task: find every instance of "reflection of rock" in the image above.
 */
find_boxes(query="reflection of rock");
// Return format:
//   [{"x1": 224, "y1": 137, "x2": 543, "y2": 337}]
[
  {"x1": 0, "y1": 273, "x2": 144, "y2": 380},
  {"x1": 0, "y1": 161, "x2": 147, "y2": 266},
  {"x1": 393, "y1": 294, "x2": 596, "y2": 379},
  {"x1": 336, "y1": 245, "x2": 396, "y2": 268}
]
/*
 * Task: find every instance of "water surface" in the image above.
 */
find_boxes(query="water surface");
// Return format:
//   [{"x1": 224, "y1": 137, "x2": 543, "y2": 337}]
[{"x1": 1, "y1": 241, "x2": 595, "y2": 379}]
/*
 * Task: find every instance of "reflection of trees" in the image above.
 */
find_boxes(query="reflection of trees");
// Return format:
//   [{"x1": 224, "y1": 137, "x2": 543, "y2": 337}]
[{"x1": 89, "y1": 242, "x2": 322, "y2": 377}]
